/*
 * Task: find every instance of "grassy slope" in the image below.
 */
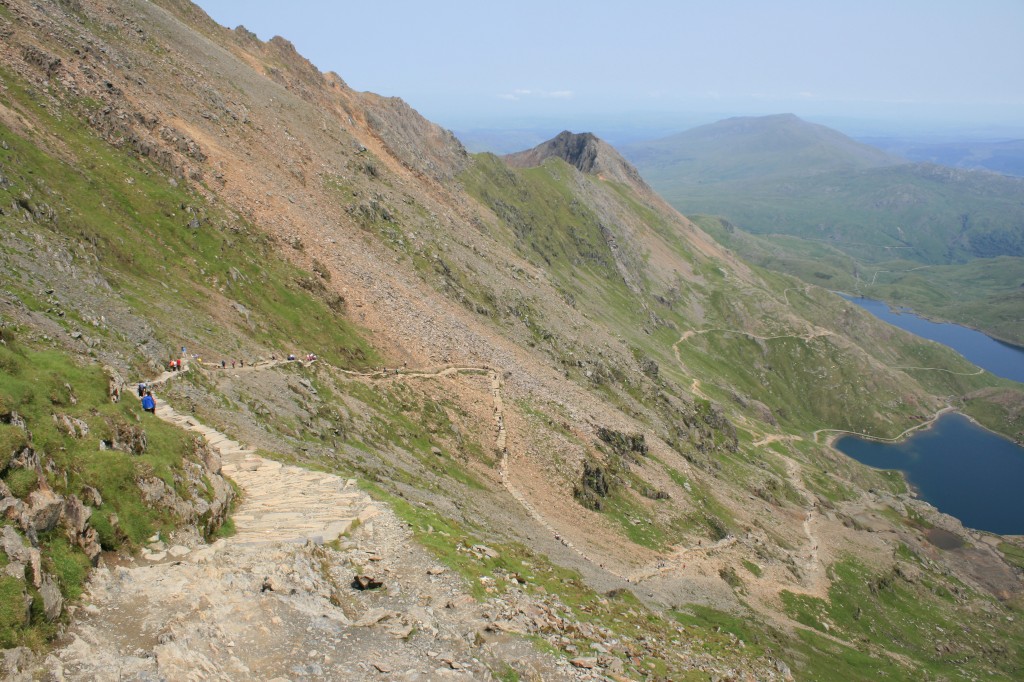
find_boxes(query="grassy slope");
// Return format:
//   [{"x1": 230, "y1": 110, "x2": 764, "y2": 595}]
[
  {"x1": 626, "y1": 118, "x2": 1024, "y2": 343},
  {"x1": 0, "y1": 55, "x2": 771, "y2": 676},
  {"x1": 461, "y1": 153, "x2": 1024, "y2": 678},
  {"x1": 653, "y1": 165, "x2": 1024, "y2": 264},
  {"x1": 0, "y1": 59, "x2": 383, "y2": 648},
  {"x1": 0, "y1": 334, "x2": 219, "y2": 648},
  {"x1": 694, "y1": 214, "x2": 1024, "y2": 348}
]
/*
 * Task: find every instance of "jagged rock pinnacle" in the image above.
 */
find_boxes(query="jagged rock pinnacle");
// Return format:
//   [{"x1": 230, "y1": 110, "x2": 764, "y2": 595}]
[{"x1": 504, "y1": 131, "x2": 651, "y2": 192}]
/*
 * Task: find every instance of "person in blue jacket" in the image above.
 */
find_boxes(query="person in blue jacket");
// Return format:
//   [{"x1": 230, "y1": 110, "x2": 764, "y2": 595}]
[{"x1": 141, "y1": 391, "x2": 156, "y2": 414}]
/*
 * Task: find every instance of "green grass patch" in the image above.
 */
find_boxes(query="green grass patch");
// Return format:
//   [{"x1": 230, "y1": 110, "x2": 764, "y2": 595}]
[
  {"x1": 998, "y1": 542, "x2": 1024, "y2": 572},
  {"x1": 742, "y1": 559, "x2": 763, "y2": 578},
  {"x1": 0, "y1": 340, "x2": 233, "y2": 646},
  {"x1": 0, "y1": 576, "x2": 29, "y2": 648}
]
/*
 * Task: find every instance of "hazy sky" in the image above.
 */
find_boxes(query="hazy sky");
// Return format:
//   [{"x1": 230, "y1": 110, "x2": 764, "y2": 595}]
[{"x1": 194, "y1": 1, "x2": 1024, "y2": 135}]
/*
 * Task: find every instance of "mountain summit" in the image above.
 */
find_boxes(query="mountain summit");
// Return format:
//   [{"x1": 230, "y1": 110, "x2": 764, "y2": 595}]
[
  {"x1": 623, "y1": 113, "x2": 903, "y2": 183},
  {"x1": 504, "y1": 130, "x2": 651, "y2": 191}
]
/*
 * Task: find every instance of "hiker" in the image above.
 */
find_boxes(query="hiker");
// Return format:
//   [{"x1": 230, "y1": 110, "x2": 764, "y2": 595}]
[
  {"x1": 137, "y1": 381, "x2": 146, "y2": 398},
  {"x1": 221, "y1": 359, "x2": 226, "y2": 369},
  {"x1": 231, "y1": 360, "x2": 236, "y2": 369},
  {"x1": 141, "y1": 391, "x2": 156, "y2": 414}
]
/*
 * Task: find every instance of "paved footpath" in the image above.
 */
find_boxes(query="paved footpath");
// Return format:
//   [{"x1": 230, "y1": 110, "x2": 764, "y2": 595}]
[{"x1": 148, "y1": 364, "x2": 378, "y2": 547}]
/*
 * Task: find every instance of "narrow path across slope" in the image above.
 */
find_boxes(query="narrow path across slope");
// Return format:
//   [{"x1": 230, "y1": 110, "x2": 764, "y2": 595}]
[
  {"x1": 812, "y1": 406, "x2": 955, "y2": 445},
  {"x1": 488, "y1": 371, "x2": 630, "y2": 581}
]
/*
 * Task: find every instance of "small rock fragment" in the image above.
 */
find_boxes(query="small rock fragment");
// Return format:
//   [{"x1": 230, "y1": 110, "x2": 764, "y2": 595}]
[
  {"x1": 570, "y1": 657, "x2": 598, "y2": 669},
  {"x1": 353, "y1": 575, "x2": 383, "y2": 590}
]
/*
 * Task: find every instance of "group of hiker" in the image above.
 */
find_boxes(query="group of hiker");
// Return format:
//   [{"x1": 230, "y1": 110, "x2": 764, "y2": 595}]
[
  {"x1": 216, "y1": 352, "x2": 315, "y2": 369},
  {"x1": 136, "y1": 346, "x2": 317, "y2": 413},
  {"x1": 137, "y1": 381, "x2": 156, "y2": 414}
]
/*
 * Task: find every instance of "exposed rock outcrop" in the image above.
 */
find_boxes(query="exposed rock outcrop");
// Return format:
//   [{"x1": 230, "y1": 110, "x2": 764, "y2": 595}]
[{"x1": 504, "y1": 130, "x2": 651, "y2": 192}]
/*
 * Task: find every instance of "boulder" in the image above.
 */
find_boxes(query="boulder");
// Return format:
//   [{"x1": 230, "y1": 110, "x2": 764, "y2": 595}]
[
  {"x1": 79, "y1": 527, "x2": 102, "y2": 565},
  {"x1": 352, "y1": 575, "x2": 384, "y2": 590},
  {"x1": 8, "y1": 445, "x2": 38, "y2": 471},
  {"x1": 39, "y1": 574, "x2": 63, "y2": 621},
  {"x1": 80, "y1": 485, "x2": 103, "y2": 507},
  {"x1": 0, "y1": 497, "x2": 24, "y2": 521},
  {"x1": 62, "y1": 495, "x2": 91, "y2": 536},
  {"x1": 52, "y1": 413, "x2": 89, "y2": 438},
  {"x1": 471, "y1": 544, "x2": 499, "y2": 559},
  {"x1": 195, "y1": 439, "x2": 222, "y2": 476},
  {"x1": 2, "y1": 562, "x2": 24, "y2": 580},
  {"x1": 23, "y1": 488, "x2": 64, "y2": 534},
  {"x1": 108, "y1": 419, "x2": 147, "y2": 455},
  {"x1": 570, "y1": 657, "x2": 598, "y2": 669},
  {"x1": 895, "y1": 561, "x2": 921, "y2": 584},
  {"x1": 0, "y1": 526, "x2": 25, "y2": 558}
]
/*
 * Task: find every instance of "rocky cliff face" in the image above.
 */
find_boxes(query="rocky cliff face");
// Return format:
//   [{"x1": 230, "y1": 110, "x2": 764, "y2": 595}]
[{"x1": 505, "y1": 130, "x2": 652, "y2": 192}]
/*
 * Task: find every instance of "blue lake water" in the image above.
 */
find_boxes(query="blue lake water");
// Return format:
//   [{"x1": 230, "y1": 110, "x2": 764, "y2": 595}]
[
  {"x1": 835, "y1": 413, "x2": 1024, "y2": 535},
  {"x1": 841, "y1": 295, "x2": 1024, "y2": 383},
  {"x1": 834, "y1": 294, "x2": 1024, "y2": 534}
]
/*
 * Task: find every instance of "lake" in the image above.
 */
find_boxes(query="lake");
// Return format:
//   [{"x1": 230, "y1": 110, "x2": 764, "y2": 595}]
[
  {"x1": 835, "y1": 413, "x2": 1024, "y2": 535},
  {"x1": 842, "y1": 295, "x2": 1024, "y2": 383}
]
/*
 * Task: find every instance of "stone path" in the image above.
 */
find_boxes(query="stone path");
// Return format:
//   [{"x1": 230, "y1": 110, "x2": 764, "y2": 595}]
[
  {"x1": 147, "y1": 360, "x2": 379, "y2": 548},
  {"x1": 161, "y1": 406, "x2": 377, "y2": 545}
]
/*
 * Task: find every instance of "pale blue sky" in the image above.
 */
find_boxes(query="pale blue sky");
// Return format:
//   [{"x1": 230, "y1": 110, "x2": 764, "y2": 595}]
[{"x1": 194, "y1": 1, "x2": 1024, "y2": 135}]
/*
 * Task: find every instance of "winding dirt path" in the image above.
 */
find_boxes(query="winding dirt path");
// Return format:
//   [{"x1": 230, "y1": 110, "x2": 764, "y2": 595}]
[
  {"x1": 812, "y1": 406, "x2": 955, "y2": 445},
  {"x1": 625, "y1": 536, "x2": 737, "y2": 583},
  {"x1": 889, "y1": 365, "x2": 984, "y2": 376},
  {"x1": 487, "y1": 371, "x2": 632, "y2": 581},
  {"x1": 752, "y1": 434, "x2": 803, "y2": 447},
  {"x1": 781, "y1": 457, "x2": 827, "y2": 598}
]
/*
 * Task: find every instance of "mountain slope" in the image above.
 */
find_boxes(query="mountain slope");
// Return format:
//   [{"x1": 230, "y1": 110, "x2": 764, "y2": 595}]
[
  {"x1": 624, "y1": 114, "x2": 1024, "y2": 342},
  {"x1": 0, "y1": 1, "x2": 1022, "y2": 679}
]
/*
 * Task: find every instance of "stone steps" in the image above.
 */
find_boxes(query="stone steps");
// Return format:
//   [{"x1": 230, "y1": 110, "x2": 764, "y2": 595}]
[{"x1": 145, "y1": 375, "x2": 376, "y2": 547}]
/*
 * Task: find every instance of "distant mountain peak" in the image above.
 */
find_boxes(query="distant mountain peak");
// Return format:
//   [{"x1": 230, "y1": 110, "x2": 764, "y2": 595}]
[
  {"x1": 503, "y1": 130, "x2": 650, "y2": 191},
  {"x1": 622, "y1": 113, "x2": 905, "y2": 185}
]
